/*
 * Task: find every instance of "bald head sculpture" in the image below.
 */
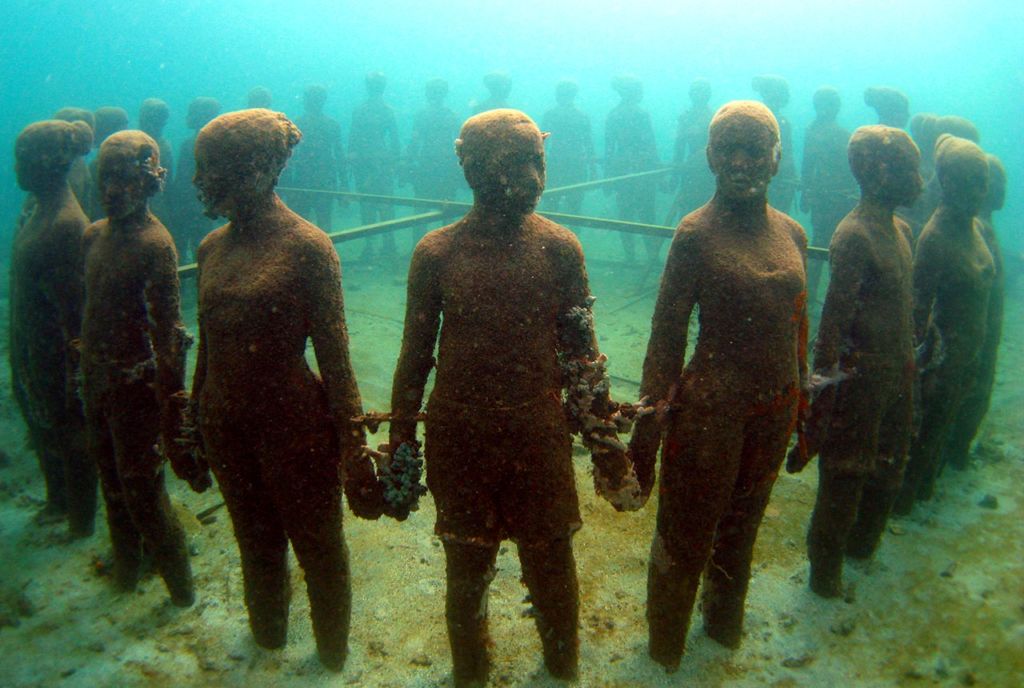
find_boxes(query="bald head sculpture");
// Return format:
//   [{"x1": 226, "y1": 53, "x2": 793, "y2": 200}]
[{"x1": 456, "y1": 108, "x2": 547, "y2": 216}]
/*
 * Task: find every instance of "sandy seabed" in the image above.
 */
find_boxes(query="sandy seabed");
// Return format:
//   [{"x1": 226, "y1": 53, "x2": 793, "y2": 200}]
[{"x1": 1, "y1": 220, "x2": 1022, "y2": 688}]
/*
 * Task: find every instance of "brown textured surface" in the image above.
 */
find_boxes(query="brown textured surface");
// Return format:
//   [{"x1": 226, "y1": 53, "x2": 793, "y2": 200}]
[
  {"x1": 190, "y1": 109, "x2": 364, "y2": 670},
  {"x1": 801, "y1": 126, "x2": 921, "y2": 597},
  {"x1": 9, "y1": 119, "x2": 95, "y2": 536},
  {"x1": 389, "y1": 109, "x2": 617, "y2": 683},
  {"x1": 897, "y1": 135, "x2": 994, "y2": 513},
  {"x1": 629, "y1": 99, "x2": 808, "y2": 670},
  {"x1": 81, "y1": 130, "x2": 193, "y2": 604}
]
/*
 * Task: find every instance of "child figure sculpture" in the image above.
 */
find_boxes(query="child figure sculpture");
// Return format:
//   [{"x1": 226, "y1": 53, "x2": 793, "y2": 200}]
[
  {"x1": 389, "y1": 109, "x2": 638, "y2": 687},
  {"x1": 788, "y1": 126, "x2": 922, "y2": 597},
  {"x1": 80, "y1": 130, "x2": 202, "y2": 604}
]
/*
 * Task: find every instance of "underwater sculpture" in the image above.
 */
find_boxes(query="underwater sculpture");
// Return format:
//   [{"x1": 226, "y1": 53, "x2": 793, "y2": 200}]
[
  {"x1": 752, "y1": 74, "x2": 798, "y2": 214},
  {"x1": 628, "y1": 100, "x2": 809, "y2": 671},
  {"x1": 185, "y1": 109, "x2": 373, "y2": 671},
  {"x1": 289, "y1": 84, "x2": 345, "y2": 232},
  {"x1": 788, "y1": 126, "x2": 922, "y2": 598},
  {"x1": 407, "y1": 78, "x2": 462, "y2": 203},
  {"x1": 904, "y1": 115, "x2": 981, "y2": 239},
  {"x1": 80, "y1": 130, "x2": 200, "y2": 605},
  {"x1": 350, "y1": 71, "x2": 401, "y2": 259},
  {"x1": 942, "y1": 155, "x2": 1006, "y2": 470},
  {"x1": 541, "y1": 79, "x2": 596, "y2": 215},
  {"x1": 864, "y1": 86, "x2": 910, "y2": 129},
  {"x1": 894, "y1": 135, "x2": 994, "y2": 514},
  {"x1": 472, "y1": 70, "x2": 513, "y2": 113},
  {"x1": 9, "y1": 119, "x2": 96, "y2": 537},
  {"x1": 605, "y1": 74, "x2": 661, "y2": 262},
  {"x1": 800, "y1": 86, "x2": 858, "y2": 303},
  {"x1": 246, "y1": 85, "x2": 273, "y2": 109},
  {"x1": 86, "y1": 107, "x2": 130, "y2": 220},
  {"x1": 389, "y1": 109, "x2": 640, "y2": 687},
  {"x1": 169, "y1": 96, "x2": 220, "y2": 259},
  {"x1": 138, "y1": 98, "x2": 174, "y2": 220},
  {"x1": 666, "y1": 77, "x2": 715, "y2": 222},
  {"x1": 52, "y1": 107, "x2": 96, "y2": 208}
]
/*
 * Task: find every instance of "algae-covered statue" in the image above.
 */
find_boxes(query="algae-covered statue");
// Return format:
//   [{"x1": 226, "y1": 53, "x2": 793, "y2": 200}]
[
  {"x1": 864, "y1": 86, "x2": 911, "y2": 129},
  {"x1": 752, "y1": 75, "x2": 798, "y2": 214},
  {"x1": 85, "y1": 107, "x2": 130, "y2": 220},
  {"x1": 289, "y1": 84, "x2": 345, "y2": 232},
  {"x1": 788, "y1": 126, "x2": 922, "y2": 598},
  {"x1": 800, "y1": 86, "x2": 858, "y2": 303},
  {"x1": 80, "y1": 130, "x2": 200, "y2": 605},
  {"x1": 628, "y1": 101, "x2": 809, "y2": 671},
  {"x1": 895, "y1": 135, "x2": 994, "y2": 513},
  {"x1": 943, "y1": 155, "x2": 1007, "y2": 470},
  {"x1": 169, "y1": 96, "x2": 220, "y2": 258},
  {"x1": 185, "y1": 109, "x2": 374, "y2": 671},
  {"x1": 389, "y1": 109, "x2": 639, "y2": 686},
  {"x1": 10, "y1": 119, "x2": 96, "y2": 537}
]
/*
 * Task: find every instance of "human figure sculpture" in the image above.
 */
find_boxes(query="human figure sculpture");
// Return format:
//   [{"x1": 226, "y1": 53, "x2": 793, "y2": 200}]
[
  {"x1": 247, "y1": 86, "x2": 273, "y2": 109},
  {"x1": 787, "y1": 126, "x2": 922, "y2": 598},
  {"x1": 628, "y1": 101, "x2": 809, "y2": 671},
  {"x1": 405, "y1": 78, "x2": 462, "y2": 248},
  {"x1": 80, "y1": 130, "x2": 201, "y2": 605},
  {"x1": 864, "y1": 86, "x2": 910, "y2": 129},
  {"x1": 289, "y1": 84, "x2": 345, "y2": 232},
  {"x1": 407, "y1": 78, "x2": 462, "y2": 203},
  {"x1": 752, "y1": 75, "x2": 798, "y2": 214},
  {"x1": 350, "y1": 71, "x2": 400, "y2": 259},
  {"x1": 389, "y1": 109, "x2": 639, "y2": 686},
  {"x1": 472, "y1": 71, "x2": 512, "y2": 113},
  {"x1": 904, "y1": 115, "x2": 981, "y2": 238},
  {"x1": 894, "y1": 135, "x2": 994, "y2": 513},
  {"x1": 942, "y1": 154, "x2": 1006, "y2": 470},
  {"x1": 10, "y1": 119, "x2": 96, "y2": 537},
  {"x1": 138, "y1": 98, "x2": 174, "y2": 220},
  {"x1": 801, "y1": 87, "x2": 858, "y2": 303},
  {"x1": 52, "y1": 107, "x2": 95, "y2": 208},
  {"x1": 187, "y1": 109, "x2": 374, "y2": 671},
  {"x1": 170, "y1": 96, "x2": 221, "y2": 259},
  {"x1": 541, "y1": 79, "x2": 596, "y2": 215},
  {"x1": 86, "y1": 107, "x2": 130, "y2": 220},
  {"x1": 666, "y1": 78, "x2": 715, "y2": 223},
  {"x1": 605, "y1": 75, "x2": 661, "y2": 262}
]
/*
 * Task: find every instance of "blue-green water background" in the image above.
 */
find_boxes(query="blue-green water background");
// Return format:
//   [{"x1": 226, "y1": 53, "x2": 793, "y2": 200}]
[{"x1": 0, "y1": 0, "x2": 1022, "y2": 256}]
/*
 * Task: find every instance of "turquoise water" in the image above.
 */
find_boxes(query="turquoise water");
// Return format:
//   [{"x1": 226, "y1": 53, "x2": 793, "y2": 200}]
[{"x1": 1, "y1": 2, "x2": 1022, "y2": 686}]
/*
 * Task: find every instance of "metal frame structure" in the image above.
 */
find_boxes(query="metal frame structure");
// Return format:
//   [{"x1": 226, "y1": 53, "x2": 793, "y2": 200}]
[{"x1": 176, "y1": 168, "x2": 826, "y2": 279}]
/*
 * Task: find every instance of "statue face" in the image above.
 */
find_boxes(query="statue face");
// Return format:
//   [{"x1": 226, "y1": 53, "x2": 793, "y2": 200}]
[
  {"x1": 708, "y1": 124, "x2": 779, "y2": 204},
  {"x1": 471, "y1": 132, "x2": 546, "y2": 215},
  {"x1": 100, "y1": 162, "x2": 151, "y2": 220},
  {"x1": 882, "y1": 149, "x2": 923, "y2": 208},
  {"x1": 945, "y1": 167, "x2": 989, "y2": 216},
  {"x1": 193, "y1": 153, "x2": 235, "y2": 219}
]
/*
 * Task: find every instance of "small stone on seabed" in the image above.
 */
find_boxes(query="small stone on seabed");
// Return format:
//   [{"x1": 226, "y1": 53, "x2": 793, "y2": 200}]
[
  {"x1": 410, "y1": 653, "x2": 432, "y2": 667},
  {"x1": 829, "y1": 618, "x2": 856, "y2": 636},
  {"x1": 977, "y1": 494, "x2": 998, "y2": 509},
  {"x1": 889, "y1": 524, "x2": 906, "y2": 536},
  {"x1": 782, "y1": 653, "x2": 815, "y2": 668}
]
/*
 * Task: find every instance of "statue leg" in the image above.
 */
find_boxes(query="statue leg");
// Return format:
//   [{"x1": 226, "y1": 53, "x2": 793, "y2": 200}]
[
  {"x1": 273, "y1": 437, "x2": 350, "y2": 671},
  {"x1": 443, "y1": 540, "x2": 499, "y2": 688},
  {"x1": 214, "y1": 452, "x2": 290, "y2": 649},
  {"x1": 648, "y1": 411, "x2": 746, "y2": 671},
  {"x1": 702, "y1": 406, "x2": 791, "y2": 645},
  {"x1": 61, "y1": 419, "x2": 97, "y2": 539},
  {"x1": 806, "y1": 461, "x2": 864, "y2": 598},
  {"x1": 518, "y1": 537, "x2": 579, "y2": 680},
  {"x1": 29, "y1": 424, "x2": 67, "y2": 521},
  {"x1": 109, "y1": 379, "x2": 193, "y2": 607},
  {"x1": 89, "y1": 399, "x2": 143, "y2": 592}
]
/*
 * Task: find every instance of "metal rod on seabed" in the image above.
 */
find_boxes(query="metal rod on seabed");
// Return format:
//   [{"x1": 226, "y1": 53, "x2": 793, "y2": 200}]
[{"x1": 178, "y1": 175, "x2": 825, "y2": 278}]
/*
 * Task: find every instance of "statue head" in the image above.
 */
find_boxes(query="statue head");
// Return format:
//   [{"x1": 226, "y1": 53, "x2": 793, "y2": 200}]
[
  {"x1": 456, "y1": 109, "x2": 547, "y2": 217},
  {"x1": 707, "y1": 100, "x2": 781, "y2": 204}
]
